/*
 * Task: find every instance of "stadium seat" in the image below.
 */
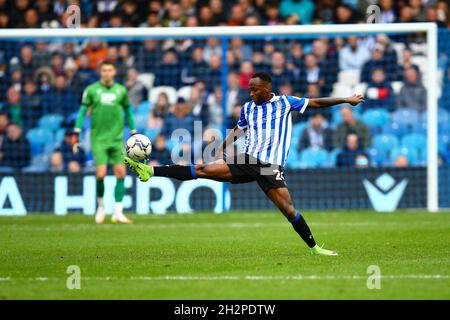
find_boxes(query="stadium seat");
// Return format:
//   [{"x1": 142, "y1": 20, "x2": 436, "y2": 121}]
[
  {"x1": 26, "y1": 128, "x2": 54, "y2": 156},
  {"x1": 411, "y1": 121, "x2": 427, "y2": 135},
  {"x1": 367, "y1": 148, "x2": 388, "y2": 167},
  {"x1": 331, "y1": 83, "x2": 352, "y2": 98},
  {"x1": 137, "y1": 73, "x2": 155, "y2": 91},
  {"x1": 390, "y1": 146, "x2": 419, "y2": 166},
  {"x1": 299, "y1": 147, "x2": 329, "y2": 168},
  {"x1": 54, "y1": 128, "x2": 66, "y2": 146},
  {"x1": 391, "y1": 81, "x2": 404, "y2": 95},
  {"x1": 177, "y1": 86, "x2": 193, "y2": 102},
  {"x1": 285, "y1": 149, "x2": 302, "y2": 169},
  {"x1": 136, "y1": 101, "x2": 151, "y2": 115},
  {"x1": 337, "y1": 70, "x2": 360, "y2": 87},
  {"x1": 439, "y1": 134, "x2": 450, "y2": 153},
  {"x1": 22, "y1": 154, "x2": 50, "y2": 173},
  {"x1": 392, "y1": 108, "x2": 420, "y2": 126},
  {"x1": 292, "y1": 122, "x2": 307, "y2": 140},
  {"x1": 144, "y1": 128, "x2": 161, "y2": 141},
  {"x1": 328, "y1": 149, "x2": 341, "y2": 166},
  {"x1": 38, "y1": 114, "x2": 64, "y2": 132},
  {"x1": 134, "y1": 113, "x2": 148, "y2": 131},
  {"x1": 353, "y1": 83, "x2": 367, "y2": 95},
  {"x1": 401, "y1": 133, "x2": 427, "y2": 150},
  {"x1": 382, "y1": 121, "x2": 410, "y2": 137},
  {"x1": 149, "y1": 86, "x2": 178, "y2": 105},
  {"x1": 362, "y1": 108, "x2": 390, "y2": 128},
  {"x1": 372, "y1": 134, "x2": 399, "y2": 154},
  {"x1": 420, "y1": 108, "x2": 450, "y2": 127}
]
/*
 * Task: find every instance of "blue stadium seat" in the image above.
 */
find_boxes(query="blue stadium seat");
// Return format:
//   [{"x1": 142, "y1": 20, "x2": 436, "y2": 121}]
[
  {"x1": 328, "y1": 148, "x2": 341, "y2": 166},
  {"x1": 22, "y1": 154, "x2": 50, "y2": 173},
  {"x1": 367, "y1": 148, "x2": 389, "y2": 167},
  {"x1": 285, "y1": 149, "x2": 302, "y2": 169},
  {"x1": 299, "y1": 147, "x2": 329, "y2": 168},
  {"x1": 134, "y1": 113, "x2": 148, "y2": 131},
  {"x1": 390, "y1": 147, "x2": 419, "y2": 166},
  {"x1": 38, "y1": 114, "x2": 64, "y2": 132},
  {"x1": 372, "y1": 134, "x2": 399, "y2": 154},
  {"x1": 362, "y1": 108, "x2": 390, "y2": 128},
  {"x1": 392, "y1": 108, "x2": 420, "y2": 126},
  {"x1": 290, "y1": 122, "x2": 306, "y2": 151},
  {"x1": 420, "y1": 108, "x2": 450, "y2": 128},
  {"x1": 401, "y1": 133, "x2": 427, "y2": 150},
  {"x1": 292, "y1": 122, "x2": 307, "y2": 140},
  {"x1": 144, "y1": 128, "x2": 161, "y2": 141},
  {"x1": 382, "y1": 121, "x2": 410, "y2": 137},
  {"x1": 137, "y1": 101, "x2": 151, "y2": 115},
  {"x1": 54, "y1": 128, "x2": 66, "y2": 146},
  {"x1": 26, "y1": 128, "x2": 54, "y2": 156},
  {"x1": 411, "y1": 121, "x2": 427, "y2": 135},
  {"x1": 439, "y1": 134, "x2": 450, "y2": 153}
]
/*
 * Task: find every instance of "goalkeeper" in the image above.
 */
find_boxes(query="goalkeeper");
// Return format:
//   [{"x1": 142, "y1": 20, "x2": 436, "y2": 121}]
[{"x1": 72, "y1": 60, "x2": 136, "y2": 224}]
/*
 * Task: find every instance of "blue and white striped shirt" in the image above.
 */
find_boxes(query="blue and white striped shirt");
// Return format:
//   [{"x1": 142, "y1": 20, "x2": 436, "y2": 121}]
[{"x1": 237, "y1": 94, "x2": 309, "y2": 167}]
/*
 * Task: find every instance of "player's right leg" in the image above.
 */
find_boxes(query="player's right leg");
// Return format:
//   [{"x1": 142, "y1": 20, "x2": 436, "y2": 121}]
[
  {"x1": 95, "y1": 164, "x2": 107, "y2": 224},
  {"x1": 124, "y1": 157, "x2": 234, "y2": 182},
  {"x1": 265, "y1": 187, "x2": 338, "y2": 256}
]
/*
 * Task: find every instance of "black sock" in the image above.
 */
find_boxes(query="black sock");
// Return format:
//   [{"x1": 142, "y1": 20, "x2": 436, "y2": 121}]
[
  {"x1": 153, "y1": 165, "x2": 196, "y2": 181},
  {"x1": 289, "y1": 212, "x2": 317, "y2": 248}
]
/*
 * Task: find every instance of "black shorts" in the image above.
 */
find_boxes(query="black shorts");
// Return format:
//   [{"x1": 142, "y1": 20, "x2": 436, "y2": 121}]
[{"x1": 225, "y1": 153, "x2": 287, "y2": 194}]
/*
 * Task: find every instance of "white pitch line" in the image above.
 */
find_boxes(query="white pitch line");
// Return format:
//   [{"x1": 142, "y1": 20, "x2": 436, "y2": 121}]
[
  {"x1": 1, "y1": 275, "x2": 449, "y2": 282},
  {"x1": 0, "y1": 221, "x2": 435, "y2": 232}
]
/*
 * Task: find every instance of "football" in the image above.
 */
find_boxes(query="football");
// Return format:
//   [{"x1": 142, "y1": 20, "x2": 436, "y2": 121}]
[{"x1": 125, "y1": 134, "x2": 152, "y2": 161}]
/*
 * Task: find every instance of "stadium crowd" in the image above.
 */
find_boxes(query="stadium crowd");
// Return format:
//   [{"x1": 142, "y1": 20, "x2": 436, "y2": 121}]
[{"x1": 0, "y1": 0, "x2": 449, "y2": 172}]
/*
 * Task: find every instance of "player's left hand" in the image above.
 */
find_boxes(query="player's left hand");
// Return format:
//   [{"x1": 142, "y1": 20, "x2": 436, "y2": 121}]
[{"x1": 347, "y1": 94, "x2": 364, "y2": 106}]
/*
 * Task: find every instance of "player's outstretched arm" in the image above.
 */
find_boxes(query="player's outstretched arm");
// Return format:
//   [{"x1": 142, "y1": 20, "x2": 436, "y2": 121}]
[
  {"x1": 216, "y1": 125, "x2": 245, "y2": 160},
  {"x1": 308, "y1": 94, "x2": 364, "y2": 108}
]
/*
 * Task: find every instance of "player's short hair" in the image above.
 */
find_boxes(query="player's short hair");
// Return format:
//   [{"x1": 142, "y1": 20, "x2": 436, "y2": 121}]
[
  {"x1": 100, "y1": 60, "x2": 115, "y2": 68},
  {"x1": 251, "y1": 72, "x2": 272, "y2": 84}
]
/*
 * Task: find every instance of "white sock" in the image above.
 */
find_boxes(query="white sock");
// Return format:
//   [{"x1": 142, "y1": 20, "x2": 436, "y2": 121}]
[
  {"x1": 97, "y1": 197, "x2": 104, "y2": 209},
  {"x1": 114, "y1": 202, "x2": 123, "y2": 216}
]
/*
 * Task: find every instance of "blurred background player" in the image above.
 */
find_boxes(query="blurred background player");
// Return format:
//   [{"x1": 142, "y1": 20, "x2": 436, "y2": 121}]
[{"x1": 72, "y1": 60, "x2": 136, "y2": 224}]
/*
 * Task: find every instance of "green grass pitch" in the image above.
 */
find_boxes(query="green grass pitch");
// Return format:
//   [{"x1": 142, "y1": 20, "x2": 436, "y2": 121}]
[{"x1": 0, "y1": 210, "x2": 449, "y2": 299}]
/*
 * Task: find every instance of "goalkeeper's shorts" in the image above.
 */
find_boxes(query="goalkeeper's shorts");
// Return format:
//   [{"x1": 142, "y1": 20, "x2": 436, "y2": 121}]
[{"x1": 91, "y1": 142, "x2": 124, "y2": 166}]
